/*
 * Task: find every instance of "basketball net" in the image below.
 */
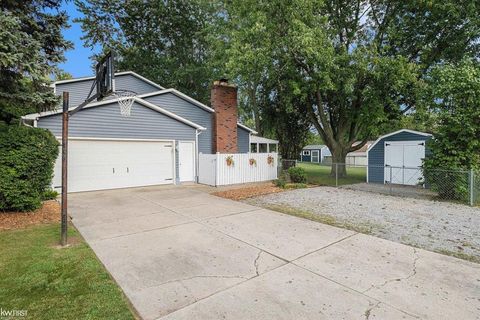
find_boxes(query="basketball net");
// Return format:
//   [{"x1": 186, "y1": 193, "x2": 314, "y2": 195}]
[{"x1": 114, "y1": 90, "x2": 137, "y2": 117}]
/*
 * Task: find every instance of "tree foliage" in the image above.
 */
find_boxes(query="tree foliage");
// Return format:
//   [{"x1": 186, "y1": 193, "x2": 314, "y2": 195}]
[
  {"x1": 421, "y1": 59, "x2": 480, "y2": 201},
  {"x1": 75, "y1": 0, "x2": 224, "y2": 103},
  {"x1": 0, "y1": 1, "x2": 71, "y2": 125},
  {"x1": 423, "y1": 59, "x2": 480, "y2": 171},
  {"x1": 74, "y1": 0, "x2": 480, "y2": 169},
  {"x1": 224, "y1": 0, "x2": 480, "y2": 174},
  {"x1": 223, "y1": 0, "x2": 315, "y2": 157}
]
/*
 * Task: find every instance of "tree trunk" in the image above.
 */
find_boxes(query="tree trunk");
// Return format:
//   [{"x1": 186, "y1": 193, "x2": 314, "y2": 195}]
[
  {"x1": 330, "y1": 148, "x2": 348, "y2": 178},
  {"x1": 249, "y1": 86, "x2": 262, "y2": 135}
]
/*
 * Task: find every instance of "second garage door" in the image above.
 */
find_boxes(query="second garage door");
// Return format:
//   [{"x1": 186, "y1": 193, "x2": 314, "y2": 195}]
[{"x1": 53, "y1": 140, "x2": 175, "y2": 192}]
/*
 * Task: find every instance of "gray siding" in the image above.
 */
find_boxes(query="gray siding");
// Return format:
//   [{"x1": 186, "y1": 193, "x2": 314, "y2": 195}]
[
  {"x1": 37, "y1": 101, "x2": 196, "y2": 141},
  {"x1": 237, "y1": 126, "x2": 250, "y2": 153},
  {"x1": 55, "y1": 73, "x2": 160, "y2": 107},
  {"x1": 143, "y1": 93, "x2": 213, "y2": 154},
  {"x1": 368, "y1": 131, "x2": 432, "y2": 183}
]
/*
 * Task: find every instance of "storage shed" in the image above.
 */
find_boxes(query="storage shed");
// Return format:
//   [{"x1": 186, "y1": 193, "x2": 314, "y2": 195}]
[
  {"x1": 300, "y1": 145, "x2": 331, "y2": 163},
  {"x1": 367, "y1": 129, "x2": 432, "y2": 185}
]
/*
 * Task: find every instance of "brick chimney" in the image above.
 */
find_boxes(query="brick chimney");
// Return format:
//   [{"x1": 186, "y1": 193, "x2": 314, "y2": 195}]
[{"x1": 211, "y1": 79, "x2": 238, "y2": 153}]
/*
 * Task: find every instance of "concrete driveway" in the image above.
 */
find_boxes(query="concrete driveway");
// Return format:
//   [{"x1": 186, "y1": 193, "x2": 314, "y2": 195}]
[{"x1": 69, "y1": 185, "x2": 480, "y2": 320}]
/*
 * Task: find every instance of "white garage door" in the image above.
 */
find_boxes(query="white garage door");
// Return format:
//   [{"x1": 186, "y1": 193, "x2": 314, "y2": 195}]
[
  {"x1": 384, "y1": 141, "x2": 425, "y2": 186},
  {"x1": 53, "y1": 140, "x2": 174, "y2": 192}
]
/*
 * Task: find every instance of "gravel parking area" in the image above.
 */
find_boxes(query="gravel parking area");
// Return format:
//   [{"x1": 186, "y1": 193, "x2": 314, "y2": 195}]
[{"x1": 246, "y1": 186, "x2": 480, "y2": 263}]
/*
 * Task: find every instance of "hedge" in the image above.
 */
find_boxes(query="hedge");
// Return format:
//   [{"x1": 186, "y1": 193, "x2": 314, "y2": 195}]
[{"x1": 0, "y1": 126, "x2": 59, "y2": 211}]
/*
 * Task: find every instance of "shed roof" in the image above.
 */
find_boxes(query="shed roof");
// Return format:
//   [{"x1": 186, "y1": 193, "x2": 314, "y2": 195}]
[
  {"x1": 367, "y1": 129, "x2": 432, "y2": 152},
  {"x1": 250, "y1": 136, "x2": 279, "y2": 144},
  {"x1": 303, "y1": 144, "x2": 327, "y2": 150}
]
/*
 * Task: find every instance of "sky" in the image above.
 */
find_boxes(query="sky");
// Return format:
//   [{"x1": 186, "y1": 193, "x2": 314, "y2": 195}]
[{"x1": 58, "y1": 1, "x2": 100, "y2": 78}]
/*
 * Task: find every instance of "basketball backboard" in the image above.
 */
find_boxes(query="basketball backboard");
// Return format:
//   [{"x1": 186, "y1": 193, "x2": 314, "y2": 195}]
[{"x1": 95, "y1": 51, "x2": 114, "y2": 101}]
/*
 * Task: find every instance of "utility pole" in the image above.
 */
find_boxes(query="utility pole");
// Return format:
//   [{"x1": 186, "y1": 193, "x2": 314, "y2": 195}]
[{"x1": 61, "y1": 92, "x2": 69, "y2": 246}]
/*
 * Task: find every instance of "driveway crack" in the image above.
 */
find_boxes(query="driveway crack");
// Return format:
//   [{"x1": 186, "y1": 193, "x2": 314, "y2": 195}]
[
  {"x1": 142, "y1": 274, "x2": 250, "y2": 291},
  {"x1": 253, "y1": 251, "x2": 262, "y2": 276},
  {"x1": 363, "y1": 248, "x2": 420, "y2": 293},
  {"x1": 364, "y1": 301, "x2": 380, "y2": 319}
]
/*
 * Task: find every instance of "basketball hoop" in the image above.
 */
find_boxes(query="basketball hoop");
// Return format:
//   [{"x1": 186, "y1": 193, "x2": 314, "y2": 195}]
[{"x1": 114, "y1": 89, "x2": 137, "y2": 117}]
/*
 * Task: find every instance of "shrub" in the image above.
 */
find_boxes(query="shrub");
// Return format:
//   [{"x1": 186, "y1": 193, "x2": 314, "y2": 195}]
[
  {"x1": 288, "y1": 167, "x2": 307, "y2": 183},
  {"x1": 43, "y1": 189, "x2": 59, "y2": 200},
  {"x1": 0, "y1": 126, "x2": 59, "y2": 211},
  {"x1": 274, "y1": 178, "x2": 286, "y2": 188},
  {"x1": 274, "y1": 170, "x2": 290, "y2": 188}
]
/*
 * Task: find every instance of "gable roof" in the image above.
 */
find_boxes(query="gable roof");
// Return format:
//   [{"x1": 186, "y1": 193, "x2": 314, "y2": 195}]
[
  {"x1": 22, "y1": 97, "x2": 206, "y2": 131},
  {"x1": 303, "y1": 144, "x2": 327, "y2": 150},
  {"x1": 51, "y1": 72, "x2": 258, "y2": 134},
  {"x1": 140, "y1": 89, "x2": 214, "y2": 112},
  {"x1": 237, "y1": 123, "x2": 257, "y2": 134},
  {"x1": 368, "y1": 129, "x2": 433, "y2": 151},
  {"x1": 140, "y1": 90, "x2": 258, "y2": 134},
  {"x1": 54, "y1": 71, "x2": 165, "y2": 91}
]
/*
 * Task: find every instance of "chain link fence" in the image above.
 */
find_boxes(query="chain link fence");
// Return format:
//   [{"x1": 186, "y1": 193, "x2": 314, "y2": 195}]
[
  {"x1": 296, "y1": 162, "x2": 479, "y2": 206},
  {"x1": 279, "y1": 159, "x2": 297, "y2": 170}
]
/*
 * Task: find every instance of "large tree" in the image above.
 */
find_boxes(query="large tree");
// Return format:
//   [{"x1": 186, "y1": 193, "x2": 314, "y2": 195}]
[
  {"x1": 0, "y1": 0, "x2": 72, "y2": 125},
  {"x1": 226, "y1": 0, "x2": 480, "y2": 175},
  {"x1": 75, "y1": 0, "x2": 224, "y2": 103}
]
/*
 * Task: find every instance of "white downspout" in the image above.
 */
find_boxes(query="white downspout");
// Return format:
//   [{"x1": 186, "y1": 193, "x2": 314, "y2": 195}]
[
  {"x1": 195, "y1": 129, "x2": 202, "y2": 183},
  {"x1": 248, "y1": 133, "x2": 251, "y2": 152}
]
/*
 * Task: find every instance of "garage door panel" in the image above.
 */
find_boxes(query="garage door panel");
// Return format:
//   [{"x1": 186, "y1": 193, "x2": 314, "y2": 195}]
[{"x1": 53, "y1": 140, "x2": 175, "y2": 192}]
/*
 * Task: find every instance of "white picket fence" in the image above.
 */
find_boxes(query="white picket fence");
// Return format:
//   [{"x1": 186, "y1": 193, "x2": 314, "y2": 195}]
[{"x1": 198, "y1": 153, "x2": 278, "y2": 186}]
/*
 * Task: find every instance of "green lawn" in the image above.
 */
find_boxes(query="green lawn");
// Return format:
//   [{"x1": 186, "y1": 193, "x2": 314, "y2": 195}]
[
  {"x1": 297, "y1": 162, "x2": 366, "y2": 186},
  {"x1": 0, "y1": 223, "x2": 135, "y2": 320}
]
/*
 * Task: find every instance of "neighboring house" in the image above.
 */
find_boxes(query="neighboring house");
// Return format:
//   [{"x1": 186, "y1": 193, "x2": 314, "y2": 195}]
[
  {"x1": 300, "y1": 145, "x2": 331, "y2": 163},
  {"x1": 250, "y1": 136, "x2": 279, "y2": 153},
  {"x1": 367, "y1": 129, "x2": 432, "y2": 186},
  {"x1": 22, "y1": 74, "x2": 258, "y2": 192}
]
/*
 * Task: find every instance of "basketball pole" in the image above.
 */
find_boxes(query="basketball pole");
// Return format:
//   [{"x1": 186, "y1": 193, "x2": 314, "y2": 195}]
[
  {"x1": 61, "y1": 92, "x2": 69, "y2": 246},
  {"x1": 59, "y1": 51, "x2": 114, "y2": 246}
]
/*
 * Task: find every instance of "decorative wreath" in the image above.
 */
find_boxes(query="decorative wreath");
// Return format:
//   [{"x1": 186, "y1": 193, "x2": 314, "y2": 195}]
[
  {"x1": 267, "y1": 155, "x2": 274, "y2": 166},
  {"x1": 249, "y1": 158, "x2": 257, "y2": 166},
  {"x1": 226, "y1": 155, "x2": 235, "y2": 167}
]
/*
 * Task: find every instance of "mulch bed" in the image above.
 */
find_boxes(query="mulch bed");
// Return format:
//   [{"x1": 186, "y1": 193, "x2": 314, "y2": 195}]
[
  {"x1": 212, "y1": 183, "x2": 284, "y2": 201},
  {"x1": 0, "y1": 200, "x2": 61, "y2": 231}
]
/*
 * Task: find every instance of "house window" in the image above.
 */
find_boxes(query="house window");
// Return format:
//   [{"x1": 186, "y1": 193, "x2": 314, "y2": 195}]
[
  {"x1": 259, "y1": 143, "x2": 268, "y2": 153},
  {"x1": 302, "y1": 150, "x2": 310, "y2": 156},
  {"x1": 269, "y1": 144, "x2": 277, "y2": 153},
  {"x1": 250, "y1": 143, "x2": 258, "y2": 153}
]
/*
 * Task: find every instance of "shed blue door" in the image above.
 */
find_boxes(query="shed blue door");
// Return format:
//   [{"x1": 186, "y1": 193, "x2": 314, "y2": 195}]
[{"x1": 301, "y1": 150, "x2": 311, "y2": 162}]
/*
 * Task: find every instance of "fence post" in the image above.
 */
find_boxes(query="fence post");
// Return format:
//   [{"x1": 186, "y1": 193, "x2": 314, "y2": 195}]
[
  {"x1": 469, "y1": 169, "x2": 474, "y2": 206},
  {"x1": 335, "y1": 163, "x2": 338, "y2": 187},
  {"x1": 215, "y1": 152, "x2": 219, "y2": 187},
  {"x1": 389, "y1": 166, "x2": 393, "y2": 195}
]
